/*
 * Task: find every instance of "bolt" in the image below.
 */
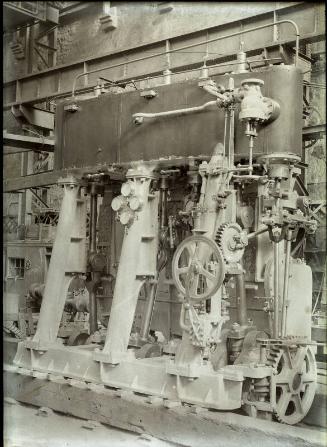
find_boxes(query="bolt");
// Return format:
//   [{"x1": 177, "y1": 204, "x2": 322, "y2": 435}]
[{"x1": 133, "y1": 116, "x2": 144, "y2": 125}]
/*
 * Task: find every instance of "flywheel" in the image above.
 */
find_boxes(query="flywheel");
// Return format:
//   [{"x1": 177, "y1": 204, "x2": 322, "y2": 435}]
[
  {"x1": 266, "y1": 344, "x2": 317, "y2": 424},
  {"x1": 215, "y1": 223, "x2": 247, "y2": 263}
]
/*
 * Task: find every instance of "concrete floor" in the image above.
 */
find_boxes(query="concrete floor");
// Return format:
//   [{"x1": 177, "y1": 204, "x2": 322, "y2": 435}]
[{"x1": 4, "y1": 401, "x2": 175, "y2": 447}]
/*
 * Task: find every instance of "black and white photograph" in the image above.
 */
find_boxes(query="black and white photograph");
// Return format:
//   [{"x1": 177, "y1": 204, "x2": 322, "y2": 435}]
[{"x1": 3, "y1": 2, "x2": 326, "y2": 446}]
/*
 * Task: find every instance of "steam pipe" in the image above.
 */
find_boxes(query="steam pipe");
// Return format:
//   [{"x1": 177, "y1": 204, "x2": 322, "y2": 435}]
[{"x1": 72, "y1": 20, "x2": 299, "y2": 96}]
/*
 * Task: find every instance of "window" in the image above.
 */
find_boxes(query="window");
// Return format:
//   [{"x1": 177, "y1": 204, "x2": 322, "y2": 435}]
[{"x1": 7, "y1": 257, "x2": 25, "y2": 279}]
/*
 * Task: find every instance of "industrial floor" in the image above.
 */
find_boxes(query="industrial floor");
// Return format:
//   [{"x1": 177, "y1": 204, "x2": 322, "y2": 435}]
[{"x1": 4, "y1": 400, "x2": 175, "y2": 447}]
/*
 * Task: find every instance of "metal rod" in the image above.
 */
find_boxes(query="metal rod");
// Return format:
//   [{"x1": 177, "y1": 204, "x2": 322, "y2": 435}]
[
  {"x1": 89, "y1": 191, "x2": 98, "y2": 253},
  {"x1": 89, "y1": 190, "x2": 98, "y2": 334},
  {"x1": 140, "y1": 282, "x2": 158, "y2": 341},
  {"x1": 72, "y1": 20, "x2": 300, "y2": 96},
  {"x1": 236, "y1": 271, "x2": 247, "y2": 326},
  {"x1": 273, "y1": 242, "x2": 280, "y2": 338},
  {"x1": 281, "y1": 231, "x2": 292, "y2": 337},
  {"x1": 247, "y1": 225, "x2": 269, "y2": 240},
  {"x1": 223, "y1": 110, "x2": 228, "y2": 161},
  {"x1": 228, "y1": 108, "x2": 235, "y2": 168},
  {"x1": 133, "y1": 100, "x2": 217, "y2": 121}
]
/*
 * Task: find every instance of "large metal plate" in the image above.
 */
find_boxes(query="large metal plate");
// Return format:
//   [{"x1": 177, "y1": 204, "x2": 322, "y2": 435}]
[{"x1": 55, "y1": 65, "x2": 303, "y2": 170}]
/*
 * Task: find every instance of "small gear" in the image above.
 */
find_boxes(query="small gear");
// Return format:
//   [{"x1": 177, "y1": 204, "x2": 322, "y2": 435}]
[{"x1": 215, "y1": 223, "x2": 247, "y2": 263}]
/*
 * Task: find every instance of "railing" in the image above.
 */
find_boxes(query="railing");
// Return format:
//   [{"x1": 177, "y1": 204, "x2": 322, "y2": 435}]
[{"x1": 72, "y1": 19, "x2": 300, "y2": 97}]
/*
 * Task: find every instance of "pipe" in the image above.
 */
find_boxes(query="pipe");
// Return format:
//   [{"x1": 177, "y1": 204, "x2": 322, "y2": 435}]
[
  {"x1": 72, "y1": 20, "x2": 300, "y2": 96},
  {"x1": 281, "y1": 230, "x2": 292, "y2": 337},
  {"x1": 273, "y1": 241, "x2": 280, "y2": 338},
  {"x1": 202, "y1": 85, "x2": 227, "y2": 100},
  {"x1": 133, "y1": 100, "x2": 217, "y2": 121},
  {"x1": 236, "y1": 271, "x2": 247, "y2": 326},
  {"x1": 68, "y1": 58, "x2": 282, "y2": 101}
]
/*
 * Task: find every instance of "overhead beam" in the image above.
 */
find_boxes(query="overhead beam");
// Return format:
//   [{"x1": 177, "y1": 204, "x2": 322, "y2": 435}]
[
  {"x1": 3, "y1": 131, "x2": 55, "y2": 152},
  {"x1": 4, "y1": 146, "x2": 34, "y2": 155},
  {"x1": 3, "y1": 2, "x2": 325, "y2": 109},
  {"x1": 19, "y1": 105, "x2": 54, "y2": 130}
]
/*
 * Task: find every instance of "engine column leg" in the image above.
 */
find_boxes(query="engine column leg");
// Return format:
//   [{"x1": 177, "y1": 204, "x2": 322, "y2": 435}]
[
  {"x1": 28, "y1": 178, "x2": 86, "y2": 349},
  {"x1": 95, "y1": 165, "x2": 159, "y2": 364}
]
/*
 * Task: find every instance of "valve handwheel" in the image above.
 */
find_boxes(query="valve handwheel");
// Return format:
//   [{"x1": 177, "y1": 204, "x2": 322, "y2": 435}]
[{"x1": 172, "y1": 235, "x2": 225, "y2": 301}]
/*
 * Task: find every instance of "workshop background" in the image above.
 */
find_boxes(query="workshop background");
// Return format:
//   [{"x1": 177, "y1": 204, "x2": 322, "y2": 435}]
[{"x1": 3, "y1": 2, "x2": 326, "y2": 446}]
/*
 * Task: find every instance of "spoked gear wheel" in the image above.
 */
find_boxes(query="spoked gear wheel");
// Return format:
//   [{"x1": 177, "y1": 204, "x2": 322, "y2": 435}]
[
  {"x1": 215, "y1": 223, "x2": 247, "y2": 263},
  {"x1": 267, "y1": 344, "x2": 317, "y2": 424}
]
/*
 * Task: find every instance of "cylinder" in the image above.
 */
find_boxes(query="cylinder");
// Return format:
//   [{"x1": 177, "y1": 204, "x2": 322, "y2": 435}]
[{"x1": 235, "y1": 65, "x2": 303, "y2": 158}]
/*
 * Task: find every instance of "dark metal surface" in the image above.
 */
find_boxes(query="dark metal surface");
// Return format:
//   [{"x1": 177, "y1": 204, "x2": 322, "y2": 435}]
[
  {"x1": 55, "y1": 65, "x2": 303, "y2": 169},
  {"x1": 235, "y1": 65, "x2": 303, "y2": 158}
]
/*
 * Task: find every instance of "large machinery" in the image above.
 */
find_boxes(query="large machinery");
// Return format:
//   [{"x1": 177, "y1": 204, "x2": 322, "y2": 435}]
[{"x1": 13, "y1": 60, "x2": 319, "y2": 425}]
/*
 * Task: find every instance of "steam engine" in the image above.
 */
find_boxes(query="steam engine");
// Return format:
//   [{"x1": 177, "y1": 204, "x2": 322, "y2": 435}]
[{"x1": 15, "y1": 63, "x2": 318, "y2": 425}]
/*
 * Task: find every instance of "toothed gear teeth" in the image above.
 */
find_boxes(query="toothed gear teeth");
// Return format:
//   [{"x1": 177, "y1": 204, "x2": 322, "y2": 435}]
[
  {"x1": 265, "y1": 343, "x2": 317, "y2": 424},
  {"x1": 215, "y1": 222, "x2": 246, "y2": 263}
]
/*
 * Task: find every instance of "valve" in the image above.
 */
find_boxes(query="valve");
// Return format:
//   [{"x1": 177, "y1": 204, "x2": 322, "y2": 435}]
[{"x1": 239, "y1": 78, "x2": 280, "y2": 124}]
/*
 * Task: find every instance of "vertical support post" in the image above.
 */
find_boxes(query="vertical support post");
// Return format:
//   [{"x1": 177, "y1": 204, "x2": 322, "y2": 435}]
[
  {"x1": 32, "y1": 178, "x2": 80, "y2": 347},
  {"x1": 89, "y1": 186, "x2": 98, "y2": 334},
  {"x1": 98, "y1": 165, "x2": 159, "y2": 364},
  {"x1": 273, "y1": 241, "x2": 280, "y2": 338}
]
